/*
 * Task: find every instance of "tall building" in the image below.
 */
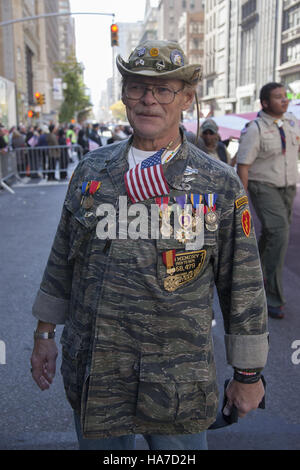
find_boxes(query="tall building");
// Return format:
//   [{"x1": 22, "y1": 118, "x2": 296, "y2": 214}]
[
  {"x1": 276, "y1": 0, "x2": 300, "y2": 98},
  {"x1": 157, "y1": 0, "x2": 204, "y2": 41},
  {"x1": 201, "y1": 0, "x2": 294, "y2": 115},
  {"x1": 0, "y1": 0, "x2": 75, "y2": 125}
]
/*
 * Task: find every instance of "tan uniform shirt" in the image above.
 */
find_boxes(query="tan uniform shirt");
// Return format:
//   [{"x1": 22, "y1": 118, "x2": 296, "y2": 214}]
[{"x1": 237, "y1": 111, "x2": 300, "y2": 187}]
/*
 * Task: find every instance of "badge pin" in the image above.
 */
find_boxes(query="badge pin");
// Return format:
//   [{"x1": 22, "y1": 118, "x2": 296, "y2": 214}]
[
  {"x1": 156, "y1": 60, "x2": 165, "y2": 71},
  {"x1": 137, "y1": 47, "x2": 146, "y2": 57},
  {"x1": 170, "y1": 50, "x2": 184, "y2": 66},
  {"x1": 150, "y1": 47, "x2": 159, "y2": 57},
  {"x1": 135, "y1": 58, "x2": 145, "y2": 66}
]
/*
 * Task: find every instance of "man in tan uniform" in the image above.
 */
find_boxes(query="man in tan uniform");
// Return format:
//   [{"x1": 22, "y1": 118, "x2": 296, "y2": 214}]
[{"x1": 237, "y1": 82, "x2": 300, "y2": 319}]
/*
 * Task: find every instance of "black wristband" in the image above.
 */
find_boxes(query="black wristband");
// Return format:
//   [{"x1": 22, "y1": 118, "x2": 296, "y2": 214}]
[{"x1": 234, "y1": 369, "x2": 262, "y2": 384}]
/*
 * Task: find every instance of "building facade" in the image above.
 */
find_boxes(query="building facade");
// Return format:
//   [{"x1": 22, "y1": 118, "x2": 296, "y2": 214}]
[
  {"x1": 0, "y1": 0, "x2": 75, "y2": 125},
  {"x1": 277, "y1": 0, "x2": 300, "y2": 98}
]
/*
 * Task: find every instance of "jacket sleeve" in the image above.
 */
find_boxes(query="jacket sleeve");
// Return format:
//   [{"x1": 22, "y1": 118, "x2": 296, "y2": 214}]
[
  {"x1": 214, "y1": 173, "x2": 269, "y2": 369},
  {"x1": 32, "y1": 164, "x2": 84, "y2": 325}
]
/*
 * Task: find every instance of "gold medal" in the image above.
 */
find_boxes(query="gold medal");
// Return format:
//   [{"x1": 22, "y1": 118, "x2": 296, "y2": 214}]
[{"x1": 83, "y1": 195, "x2": 94, "y2": 209}]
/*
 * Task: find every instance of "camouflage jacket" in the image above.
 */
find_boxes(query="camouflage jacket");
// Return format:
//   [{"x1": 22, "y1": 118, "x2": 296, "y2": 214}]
[{"x1": 32, "y1": 135, "x2": 268, "y2": 439}]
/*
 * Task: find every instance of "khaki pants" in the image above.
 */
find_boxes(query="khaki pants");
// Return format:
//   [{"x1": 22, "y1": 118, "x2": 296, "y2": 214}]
[{"x1": 248, "y1": 181, "x2": 296, "y2": 308}]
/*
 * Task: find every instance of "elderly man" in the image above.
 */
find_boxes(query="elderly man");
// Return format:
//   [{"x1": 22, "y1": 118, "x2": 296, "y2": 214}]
[{"x1": 31, "y1": 41, "x2": 268, "y2": 451}]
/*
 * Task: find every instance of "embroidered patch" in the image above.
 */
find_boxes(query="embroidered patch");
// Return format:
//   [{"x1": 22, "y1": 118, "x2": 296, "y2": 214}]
[
  {"x1": 163, "y1": 250, "x2": 206, "y2": 292},
  {"x1": 235, "y1": 196, "x2": 248, "y2": 210},
  {"x1": 241, "y1": 209, "x2": 251, "y2": 237}
]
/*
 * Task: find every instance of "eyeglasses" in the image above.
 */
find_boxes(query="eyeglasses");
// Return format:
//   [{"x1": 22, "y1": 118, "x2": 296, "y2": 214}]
[{"x1": 124, "y1": 83, "x2": 184, "y2": 104}]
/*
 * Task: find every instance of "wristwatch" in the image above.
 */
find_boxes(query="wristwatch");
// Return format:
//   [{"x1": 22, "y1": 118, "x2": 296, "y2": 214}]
[{"x1": 34, "y1": 329, "x2": 56, "y2": 340}]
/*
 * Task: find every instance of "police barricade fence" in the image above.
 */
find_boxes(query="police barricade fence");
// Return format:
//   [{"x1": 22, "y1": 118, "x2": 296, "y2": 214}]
[
  {"x1": 14, "y1": 144, "x2": 83, "y2": 179},
  {"x1": 0, "y1": 150, "x2": 18, "y2": 193}
]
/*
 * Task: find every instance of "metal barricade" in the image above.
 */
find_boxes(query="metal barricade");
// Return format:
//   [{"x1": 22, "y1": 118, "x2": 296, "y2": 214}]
[
  {"x1": 0, "y1": 151, "x2": 18, "y2": 194},
  {"x1": 14, "y1": 144, "x2": 83, "y2": 179}
]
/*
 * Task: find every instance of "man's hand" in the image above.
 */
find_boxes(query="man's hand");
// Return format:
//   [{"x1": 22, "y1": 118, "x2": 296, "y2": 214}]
[
  {"x1": 31, "y1": 339, "x2": 58, "y2": 391},
  {"x1": 223, "y1": 378, "x2": 265, "y2": 418}
]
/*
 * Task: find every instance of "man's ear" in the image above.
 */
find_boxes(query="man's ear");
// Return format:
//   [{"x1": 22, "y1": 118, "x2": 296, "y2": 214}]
[{"x1": 181, "y1": 88, "x2": 196, "y2": 111}]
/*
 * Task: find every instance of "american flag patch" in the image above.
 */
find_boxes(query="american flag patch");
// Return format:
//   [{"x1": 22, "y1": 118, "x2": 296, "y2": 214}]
[{"x1": 124, "y1": 149, "x2": 170, "y2": 203}]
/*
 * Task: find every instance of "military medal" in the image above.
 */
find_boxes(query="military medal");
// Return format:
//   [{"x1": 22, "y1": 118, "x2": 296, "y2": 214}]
[
  {"x1": 162, "y1": 250, "x2": 176, "y2": 275},
  {"x1": 174, "y1": 195, "x2": 192, "y2": 243},
  {"x1": 81, "y1": 180, "x2": 101, "y2": 209},
  {"x1": 155, "y1": 196, "x2": 173, "y2": 237},
  {"x1": 83, "y1": 195, "x2": 94, "y2": 209},
  {"x1": 204, "y1": 193, "x2": 218, "y2": 231}
]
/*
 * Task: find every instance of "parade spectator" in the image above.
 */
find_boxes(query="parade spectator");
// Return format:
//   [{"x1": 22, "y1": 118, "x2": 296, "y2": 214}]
[
  {"x1": 194, "y1": 119, "x2": 232, "y2": 165},
  {"x1": 237, "y1": 82, "x2": 300, "y2": 319},
  {"x1": 46, "y1": 124, "x2": 59, "y2": 181},
  {"x1": 37, "y1": 125, "x2": 49, "y2": 179},
  {"x1": 88, "y1": 123, "x2": 102, "y2": 149},
  {"x1": 77, "y1": 124, "x2": 89, "y2": 156},
  {"x1": 0, "y1": 125, "x2": 8, "y2": 154},
  {"x1": 12, "y1": 129, "x2": 26, "y2": 176},
  {"x1": 57, "y1": 127, "x2": 69, "y2": 180}
]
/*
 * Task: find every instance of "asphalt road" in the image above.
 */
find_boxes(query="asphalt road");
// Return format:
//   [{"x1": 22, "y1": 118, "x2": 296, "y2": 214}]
[{"x1": 0, "y1": 173, "x2": 299, "y2": 451}]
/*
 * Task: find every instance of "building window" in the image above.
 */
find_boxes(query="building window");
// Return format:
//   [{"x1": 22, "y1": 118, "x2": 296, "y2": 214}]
[
  {"x1": 282, "y1": 39, "x2": 300, "y2": 63},
  {"x1": 282, "y1": 4, "x2": 300, "y2": 31},
  {"x1": 242, "y1": 0, "x2": 257, "y2": 20}
]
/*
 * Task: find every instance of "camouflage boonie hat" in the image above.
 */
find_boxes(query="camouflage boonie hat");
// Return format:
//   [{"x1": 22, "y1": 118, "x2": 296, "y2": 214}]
[{"x1": 116, "y1": 40, "x2": 202, "y2": 85}]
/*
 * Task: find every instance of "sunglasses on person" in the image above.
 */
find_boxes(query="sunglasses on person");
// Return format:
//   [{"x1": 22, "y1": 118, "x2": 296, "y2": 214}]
[{"x1": 202, "y1": 129, "x2": 216, "y2": 135}]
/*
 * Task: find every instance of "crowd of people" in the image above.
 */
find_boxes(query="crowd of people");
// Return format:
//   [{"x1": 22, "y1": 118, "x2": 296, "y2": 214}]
[{"x1": 0, "y1": 121, "x2": 134, "y2": 182}]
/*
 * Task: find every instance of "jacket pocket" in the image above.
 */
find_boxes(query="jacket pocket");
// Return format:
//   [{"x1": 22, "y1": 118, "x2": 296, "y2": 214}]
[
  {"x1": 60, "y1": 327, "x2": 90, "y2": 412},
  {"x1": 65, "y1": 198, "x2": 99, "y2": 261},
  {"x1": 136, "y1": 352, "x2": 209, "y2": 423}
]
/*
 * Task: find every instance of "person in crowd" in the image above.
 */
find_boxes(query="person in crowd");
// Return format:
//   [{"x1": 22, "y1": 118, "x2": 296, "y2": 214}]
[
  {"x1": 89, "y1": 123, "x2": 102, "y2": 149},
  {"x1": 57, "y1": 127, "x2": 69, "y2": 180},
  {"x1": 0, "y1": 125, "x2": 8, "y2": 154},
  {"x1": 31, "y1": 40, "x2": 267, "y2": 451},
  {"x1": 77, "y1": 124, "x2": 89, "y2": 156},
  {"x1": 194, "y1": 119, "x2": 232, "y2": 165},
  {"x1": 11, "y1": 129, "x2": 26, "y2": 176},
  {"x1": 26, "y1": 125, "x2": 40, "y2": 178},
  {"x1": 237, "y1": 82, "x2": 300, "y2": 319},
  {"x1": 46, "y1": 124, "x2": 59, "y2": 181}
]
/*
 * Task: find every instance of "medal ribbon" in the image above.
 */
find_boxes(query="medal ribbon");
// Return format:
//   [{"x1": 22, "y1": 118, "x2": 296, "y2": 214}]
[
  {"x1": 190, "y1": 194, "x2": 202, "y2": 209},
  {"x1": 162, "y1": 250, "x2": 176, "y2": 271},
  {"x1": 89, "y1": 181, "x2": 101, "y2": 195},
  {"x1": 174, "y1": 194, "x2": 187, "y2": 209},
  {"x1": 81, "y1": 181, "x2": 90, "y2": 195},
  {"x1": 204, "y1": 193, "x2": 217, "y2": 213},
  {"x1": 155, "y1": 196, "x2": 170, "y2": 212}
]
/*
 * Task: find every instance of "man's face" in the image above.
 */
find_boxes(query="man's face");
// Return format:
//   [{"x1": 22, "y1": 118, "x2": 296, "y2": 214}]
[
  {"x1": 122, "y1": 76, "x2": 194, "y2": 141},
  {"x1": 263, "y1": 87, "x2": 289, "y2": 116},
  {"x1": 202, "y1": 129, "x2": 218, "y2": 148}
]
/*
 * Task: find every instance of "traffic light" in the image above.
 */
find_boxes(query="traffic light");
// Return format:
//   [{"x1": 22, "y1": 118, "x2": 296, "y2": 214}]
[
  {"x1": 28, "y1": 110, "x2": 34, "y2": 118},
  {"x1": 111, "y1": 23, "x2": 119, "y2": 47},
  {"x1": 34, "y1": 92, "x2": 46, "y2": 105}
]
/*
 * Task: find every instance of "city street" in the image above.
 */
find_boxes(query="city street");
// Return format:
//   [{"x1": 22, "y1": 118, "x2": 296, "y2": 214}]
[{"x1": 0, "y1": 173, "x2": 300, "y2": 451}]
